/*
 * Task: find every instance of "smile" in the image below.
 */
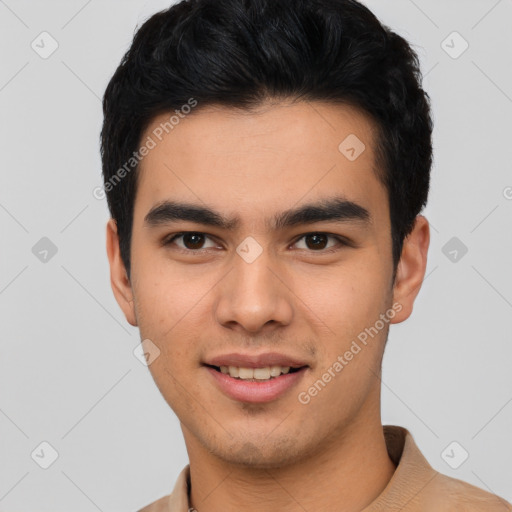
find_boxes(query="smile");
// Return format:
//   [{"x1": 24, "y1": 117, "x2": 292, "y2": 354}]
[{"x1": 205, "y1": 364, "x2": 308, "y2": 403}]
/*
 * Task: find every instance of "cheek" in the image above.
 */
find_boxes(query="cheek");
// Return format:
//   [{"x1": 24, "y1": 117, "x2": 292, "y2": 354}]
[
  {"x1": 131, "y1": 260, "x2": 214, "y2": 368},
  {"x1": 131, "y1": 252, "x2": 204, "y2": 331},
  {"x1": 292, "y1": 257, "x2": 390, "y2": 334}
]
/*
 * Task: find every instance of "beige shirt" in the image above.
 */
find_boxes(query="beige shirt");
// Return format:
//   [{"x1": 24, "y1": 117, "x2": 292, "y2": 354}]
[{"x1": 138, "y1": 425, "x2": 512, "y2": 511}]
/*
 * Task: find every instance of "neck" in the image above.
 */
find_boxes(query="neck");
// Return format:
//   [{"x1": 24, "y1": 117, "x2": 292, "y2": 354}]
[{"x1": 184, "y1": 416, "x2": 396, "y2": 512}]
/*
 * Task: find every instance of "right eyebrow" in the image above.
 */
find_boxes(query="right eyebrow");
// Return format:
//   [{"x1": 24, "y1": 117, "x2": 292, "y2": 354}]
[{"x1": 144, "y1": 201, "x2": 239, "y2": 230}]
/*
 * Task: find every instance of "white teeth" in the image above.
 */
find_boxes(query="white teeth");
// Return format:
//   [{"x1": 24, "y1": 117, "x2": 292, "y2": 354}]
[
  {"x1": 219, "y1": 365, "x2": 292, "y2": 380},
  {"x1": 270, "y1": 365, "x2": 283, "y2": 377},
  {"x1": 238, "y1": 367, "x2": 254, "y2": 379},
  {"x1": 253, "y1": 367, "x2": 270, "y2": 380}
]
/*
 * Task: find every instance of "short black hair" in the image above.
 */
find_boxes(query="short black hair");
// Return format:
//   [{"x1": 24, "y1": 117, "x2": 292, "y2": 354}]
[{"x1": 100, "y1": 0, "x2": 433, "y2": 283}]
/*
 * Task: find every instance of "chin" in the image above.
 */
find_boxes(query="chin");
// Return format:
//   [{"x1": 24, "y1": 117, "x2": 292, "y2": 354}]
[{"x1": 212, "y1": 437, "x2": 306, "y2": 469}]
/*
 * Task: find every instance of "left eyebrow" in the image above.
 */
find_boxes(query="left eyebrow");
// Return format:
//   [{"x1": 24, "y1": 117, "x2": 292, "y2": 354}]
[
  {"x1": 272, "y1": 197, "x2": 371, "y2": 230},
  {"x1": 143, "y1": 196, "x2": 372, "y2": 231}
]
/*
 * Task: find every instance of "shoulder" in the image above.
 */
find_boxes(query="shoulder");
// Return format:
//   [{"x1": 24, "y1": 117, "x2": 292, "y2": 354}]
[
  {"x1": 419, "y1": 471, "x2": 512, "y2": 511},
  {"x1": 379, "y1": 425, "x2": 511, "y2": 511},
  {"x1": 137, "y1": 494, "x2": 171, "y2": 512},
  {"x1": 137, "y1": 464, "x2": 191, "y2": 512}
]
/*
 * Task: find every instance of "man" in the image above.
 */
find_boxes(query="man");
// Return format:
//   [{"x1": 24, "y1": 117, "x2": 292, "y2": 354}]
[{"x1": 100, "y1": 0, "x2": 512, "y2": 510}]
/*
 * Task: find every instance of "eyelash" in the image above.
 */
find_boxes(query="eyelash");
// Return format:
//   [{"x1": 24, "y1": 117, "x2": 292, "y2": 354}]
[{"x1": 162, "y1": 231, "x2": 350, "y2": 254}]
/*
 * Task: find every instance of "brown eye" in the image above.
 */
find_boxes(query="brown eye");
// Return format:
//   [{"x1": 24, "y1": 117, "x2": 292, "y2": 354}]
[
  {"x1": 164, "y1": 232, "x2": 218, "y2": 251},
  {"x1": 294, "y1": 233, "x2": 345, "y2": 252},
  {"x1": 182, "y1": 232, "x2": 205, "y2": 249},
  {"x1": 304, "y1": 233, "x2": 329, "y2": 250}
]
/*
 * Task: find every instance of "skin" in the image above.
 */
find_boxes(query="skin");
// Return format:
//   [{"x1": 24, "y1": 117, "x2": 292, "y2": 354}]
[{"x1": 106, "y1": 100, "x2": 430, "y2": 512}]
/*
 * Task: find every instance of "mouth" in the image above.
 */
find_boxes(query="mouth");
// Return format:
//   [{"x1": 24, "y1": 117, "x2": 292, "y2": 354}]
[
  {"x1": 203, "y1": 364, "x2": 309, "y2": 403},
  {"x1": 205, "y1": 364, "x2": 306, "y2": 381}
]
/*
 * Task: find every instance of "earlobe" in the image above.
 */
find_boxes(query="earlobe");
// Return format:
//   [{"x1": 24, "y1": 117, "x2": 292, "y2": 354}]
[
  {"x1": 105, "y1": 218, "x2": 138, "y2": 327},
  {"x1": 390, "y1": 215, "x2": 430, "y2": 324}
]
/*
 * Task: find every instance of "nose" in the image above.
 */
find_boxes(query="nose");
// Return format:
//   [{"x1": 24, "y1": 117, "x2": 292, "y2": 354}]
[{"x1": 214, "y1": 247, "x2": 293, "y2": 334}]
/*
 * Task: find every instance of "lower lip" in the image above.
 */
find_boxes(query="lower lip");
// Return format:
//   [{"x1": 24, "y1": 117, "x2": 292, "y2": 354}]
[{"x1": 205, "y1": 366, "x2": 308, "y2": 403}]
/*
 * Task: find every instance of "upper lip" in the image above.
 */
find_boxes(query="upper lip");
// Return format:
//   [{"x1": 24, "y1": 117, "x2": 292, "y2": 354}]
[{"x1": 204, "y1": 352, "x2": 310, "y2": 369}]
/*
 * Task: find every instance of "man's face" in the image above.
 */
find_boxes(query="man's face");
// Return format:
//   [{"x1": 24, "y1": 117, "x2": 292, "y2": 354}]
[{"x1": 109, "y1": 101, "x2": 420, "y2": 467}]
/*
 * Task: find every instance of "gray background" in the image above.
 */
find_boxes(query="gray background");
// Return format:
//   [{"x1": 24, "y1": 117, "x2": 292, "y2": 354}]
[{"x1": 1, "y1": 0, "x2": 511, "y2": 510}]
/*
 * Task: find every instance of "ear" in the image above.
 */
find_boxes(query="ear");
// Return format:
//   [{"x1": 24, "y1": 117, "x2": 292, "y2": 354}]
[
  {"x1": 390, "y1": 215, "x2": 430, "y2": 324},
  {"x1": 105, "y1": 218, "x2": 138, "y2": 326}
]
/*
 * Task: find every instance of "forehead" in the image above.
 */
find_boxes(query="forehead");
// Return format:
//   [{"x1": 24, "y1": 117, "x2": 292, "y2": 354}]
[
  {"x1": 134, "y1": 100, "x2": 388, "y2": 230},
  {"x1": 140, "y1": 100, "x2": 377, "y2": 163}
]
